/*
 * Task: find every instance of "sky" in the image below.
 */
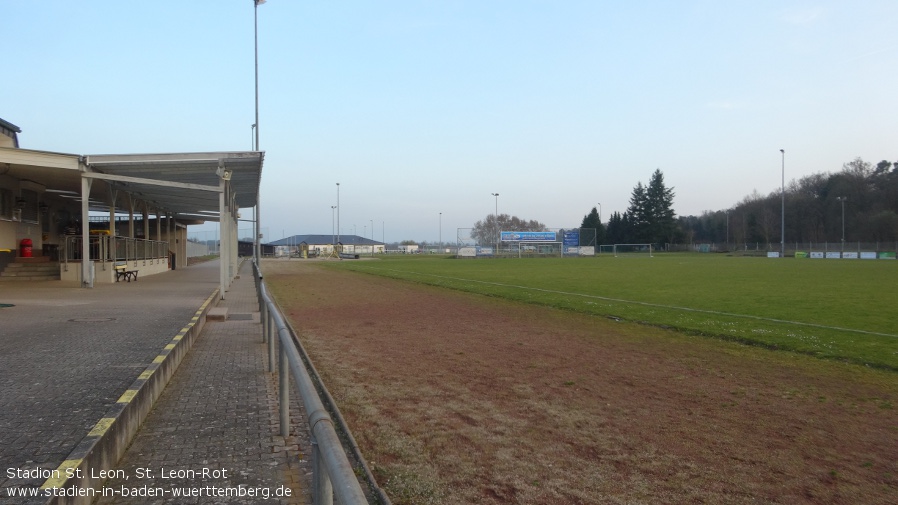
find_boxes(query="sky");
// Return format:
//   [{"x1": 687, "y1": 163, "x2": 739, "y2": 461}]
[{"x1": 5, "y1": 1, "x2": 897, "y2": 243}]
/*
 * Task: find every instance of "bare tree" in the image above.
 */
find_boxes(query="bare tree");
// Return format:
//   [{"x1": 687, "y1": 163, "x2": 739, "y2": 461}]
[{"x1": 471, "y1": 213, "x2": 547, "y2": 246}]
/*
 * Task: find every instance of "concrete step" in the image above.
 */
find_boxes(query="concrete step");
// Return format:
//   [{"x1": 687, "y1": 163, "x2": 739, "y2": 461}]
[
  {"x1": 2, "y1": 267, "x2": 60, "y2": 275},
  {"x1": 1, "y1": 262, "x2": 61, "y2": 280},
  {"x1": 0, "y1": 275, "x2": 60, "y2": 281}
]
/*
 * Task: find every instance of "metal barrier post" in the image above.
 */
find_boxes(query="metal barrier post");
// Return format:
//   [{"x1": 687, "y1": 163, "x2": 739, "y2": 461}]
[
  {"x1": 258, "y1": 263, "x2": 370, "y2": 505},
  {"x1": 261, "y1": 296, "x2": 268, "y2": 343},
  {"x1": 279, "y1": 340, "x2": 290, "y2": 437},
  {"x1": 312, "y1": 436, "x2": 334, "y2": 505},
  {"x1": 268, "y1": 310, "x2": 276, "y2": 372}
]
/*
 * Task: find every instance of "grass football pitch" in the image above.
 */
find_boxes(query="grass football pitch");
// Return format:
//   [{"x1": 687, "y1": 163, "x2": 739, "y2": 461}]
[{"x1": 327, "y1": 253, "x2": 898, "y2": 371}]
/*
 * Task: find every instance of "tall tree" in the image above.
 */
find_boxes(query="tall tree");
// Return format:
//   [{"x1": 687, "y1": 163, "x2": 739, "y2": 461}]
[
  {"x1": 626, "y1": 182, "x2": 649, "y2": 242},
  {"x1": 579, "y1": 207, "x2": 606, "y2": 245},
  {"x1": 644, "y1": 169, "x2": 677, "y2": 244},
  {"x1": 471, "y1": 213, "x2": 547, "y2": 246},
  {"x1": 605, "y1": 211, "x2": 628, "y2": 244}
]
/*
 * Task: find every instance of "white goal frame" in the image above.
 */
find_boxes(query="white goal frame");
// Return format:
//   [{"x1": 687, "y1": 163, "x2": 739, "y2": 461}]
[{"x1": 612, "y1": 243, "x2": 653, "y2": 257}]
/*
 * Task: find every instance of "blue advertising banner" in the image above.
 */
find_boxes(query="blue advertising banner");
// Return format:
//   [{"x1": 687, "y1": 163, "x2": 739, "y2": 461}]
[
  {"x1": 563, "y1": 230, "x2": 580, "y2": 255},
  {"x1": 500, "y1": 231, "x2": 557, "y2": 242}
]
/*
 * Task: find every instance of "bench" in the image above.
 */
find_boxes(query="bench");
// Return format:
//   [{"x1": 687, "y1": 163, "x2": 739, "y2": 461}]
[{"x1": 114, "y1": 262, "x2": 139, "y2": 282}]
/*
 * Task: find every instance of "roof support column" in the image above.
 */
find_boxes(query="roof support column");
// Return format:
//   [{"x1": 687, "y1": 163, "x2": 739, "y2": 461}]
[
  {"x1": 107, "y1": 188, "x2": 117, "y2": 238},
  {"x1": 165, "y1": 212, "x2": 173, "y2": 269},
  {"x1": 155, "y1": 208, "x2": 161, "y2": 241},
  {"x1": 155, "y1": 208, "x2": 162, "y2": 266},
  {"x1": 126, "y1": 195, "x2": 135, "y2": 238},
  {"x1": 80, "y1": 175, "x2": 93, "y2": 288},
  {"x1": 142, "y1": 203, "x2": 149, "y2": 265},
  {"x1": 219, "y1": 176, "x2": 229, "y2": 300},
  {"x1": 141, "y1": 203, "x2": 149, "y2": 241},
  {"x1": 228, "y1": 191, "x2": 234, "y2": 281}
]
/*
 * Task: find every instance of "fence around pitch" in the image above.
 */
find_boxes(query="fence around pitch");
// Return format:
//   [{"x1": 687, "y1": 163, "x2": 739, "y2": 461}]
[
  {"x1": 252, "y1": 261, "x2": 388, "y2": 505},
  {"x1": 667, "y1": 241, "x2": 898, "y2": 255}
]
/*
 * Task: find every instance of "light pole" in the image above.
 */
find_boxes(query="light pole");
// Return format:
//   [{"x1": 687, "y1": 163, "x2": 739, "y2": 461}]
[
  {"x1": 837, "y1": 196, "x2": 847, "y2": 251},
  {"x1": 725, "y1": 209, "x2": 730, "y2": 250},
  {"x1": 331, "y1": 206, "x2": 336, "y2": 251},
  {"x1": 336, "y1": 183, "x2": 340, "y2": 253},
  {"x1": 780, "y1": 149, "x2": 785, "y2": 258},
  {"x1": 253, "y1": 0, "x2": 265, "y2": 263},
  {"x1": 597, "y1": 203, "x2": 602, "y2": 223},
  {"x1": 251, "y1": 124, "x2": 256, "y2": 150},
  {"x1": 439, "y1": 212, "x2": 442, "y2": 254},
  {"x1": 370, "y1": 219, "x2": 374, "y2": 256},
  {"x1": 491, "y1": 192, "x2": 499, "y2": 252}
]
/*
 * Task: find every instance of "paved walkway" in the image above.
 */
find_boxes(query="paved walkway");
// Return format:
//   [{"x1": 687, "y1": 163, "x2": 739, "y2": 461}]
[
  {"x1": 0, "y1": 260, "x2": 310, "y2": 504},
  {"x1": 95, "y1": 260, "x2": 311, "y2": 504}
]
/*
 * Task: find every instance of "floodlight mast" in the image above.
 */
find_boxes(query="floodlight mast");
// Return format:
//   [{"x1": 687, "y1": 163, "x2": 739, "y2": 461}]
[
  {"x1": 253, "y1": 0, "x2": 265, "y2": 263},
  {"x1": 492, "y1": 193, "x2": 499, "y2": 253},
  {"x1": 780, "y1": 149, "x2": 785, "y2": 258},
  {"x1": 837, "y1": 196, "x2": 847, "y2": 252},
  {"x1": 336, "y1": 183, "x2": 340, "y2": 250}
]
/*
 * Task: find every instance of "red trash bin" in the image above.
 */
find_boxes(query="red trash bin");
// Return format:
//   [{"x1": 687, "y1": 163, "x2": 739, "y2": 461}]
[{"x1": 20, "y1": 238, "x2": 33, "y2": 258}]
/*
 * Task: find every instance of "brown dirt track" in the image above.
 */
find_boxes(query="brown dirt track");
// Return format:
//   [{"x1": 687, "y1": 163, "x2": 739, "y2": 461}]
[{"x1": 264, "y1": 260, "x2": 897, "y2": 505}]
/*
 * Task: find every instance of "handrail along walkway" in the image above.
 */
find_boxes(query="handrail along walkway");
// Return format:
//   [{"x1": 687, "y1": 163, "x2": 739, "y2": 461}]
[{"x1": 252, "y1": 260, "x2": 371, "y2": 505}]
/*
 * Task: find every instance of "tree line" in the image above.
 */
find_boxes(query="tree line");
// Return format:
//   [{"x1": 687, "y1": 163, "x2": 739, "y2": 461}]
[
  {"x1": 468, "y1": 158, "x2": 897, "y2": 248},
  {"x1": 580, "y1": 169, "x2": 676, "y2": 246},
  {"x1": 678, "y1": 158, "x2": 898, "y2": 246}
]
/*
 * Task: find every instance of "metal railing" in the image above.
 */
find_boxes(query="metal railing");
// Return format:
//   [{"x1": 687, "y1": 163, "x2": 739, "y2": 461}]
[
  {"x1": 252, "y1": 261, "x2": 374, "y2": 505},
  {"x1": 63, "y1": 235, "x2": 169, "y2": 270},
  {"x1": 664, "y1": 241, "x2": 898, "y2": 254}
]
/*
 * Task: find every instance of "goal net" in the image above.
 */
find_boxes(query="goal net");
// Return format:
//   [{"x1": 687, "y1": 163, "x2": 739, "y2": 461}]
[{"x1": 611, "y1": 243, "x2": 653, "y2": 257}]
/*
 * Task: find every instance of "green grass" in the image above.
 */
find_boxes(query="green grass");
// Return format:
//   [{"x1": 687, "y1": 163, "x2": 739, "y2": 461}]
[{"x1": 322, "y1": 253, "x2": 898, "y2": 371}]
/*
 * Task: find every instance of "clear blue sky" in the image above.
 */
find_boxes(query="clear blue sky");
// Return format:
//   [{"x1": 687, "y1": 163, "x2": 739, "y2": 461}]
[{"x1": 6, "y1": 1, "x2": 897, "y2": 243}]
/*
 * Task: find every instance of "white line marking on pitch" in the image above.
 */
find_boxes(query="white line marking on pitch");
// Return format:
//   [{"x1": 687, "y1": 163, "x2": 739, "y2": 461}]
[{"x1": 359, "y1": 266, "x2": 898, "y2": 339}]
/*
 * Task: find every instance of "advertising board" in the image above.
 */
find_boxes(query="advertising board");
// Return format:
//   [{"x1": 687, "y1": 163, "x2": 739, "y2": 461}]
[
  {"x1": 563, "y1": 230, "x2": 579, "y2": 256},
  {"x1": 500, "y1": 231, "x2": 557, "y2": 242}
]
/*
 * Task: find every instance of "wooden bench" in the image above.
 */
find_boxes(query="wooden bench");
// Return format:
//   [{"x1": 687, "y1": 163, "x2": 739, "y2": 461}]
[{"x1": 114, "y1": 262, "x2": 139, "y2": 282}]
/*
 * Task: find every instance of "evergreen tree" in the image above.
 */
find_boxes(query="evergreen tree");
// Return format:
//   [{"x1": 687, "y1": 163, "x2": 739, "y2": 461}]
[
  {"x1": 579, "y1": 207, "x2": 606, "y2": 245},
  {"x1": 626, "y1": 182, "x2": 649, "y2": 242},
  {"x1": 605, "y1": 211, "x2": 626, "y2": 244},
  {"x1": 644, "y1": 169, "x2": 677, "y2": 244}
]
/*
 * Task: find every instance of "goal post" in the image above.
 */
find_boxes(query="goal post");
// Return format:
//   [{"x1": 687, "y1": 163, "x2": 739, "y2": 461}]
[{"x1": 612, "y1": 243, "x2": 653, "y2": 257}]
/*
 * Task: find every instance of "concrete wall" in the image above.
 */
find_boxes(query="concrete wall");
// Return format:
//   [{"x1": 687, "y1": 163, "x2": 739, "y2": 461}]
[
  {"x1": 187, "y1": 240, "x2": 211, "y2": 257},
  {"x1": 60, "y1": 258, "x2": 171, "y2": 284}
]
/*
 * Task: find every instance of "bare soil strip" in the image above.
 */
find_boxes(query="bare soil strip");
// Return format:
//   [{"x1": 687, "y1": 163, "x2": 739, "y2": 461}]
[{"x1": 265, "y1": 261, "x2": 897, "y2": 505}]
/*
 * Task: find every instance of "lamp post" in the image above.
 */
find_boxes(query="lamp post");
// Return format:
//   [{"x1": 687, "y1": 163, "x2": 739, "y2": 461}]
[
  {"x1": 725, "y1": 209, "x2": 729, "y2": 250},
  {"x1": 336, "y1": 183, "x2": 340, "y2": 253},
  {"x1": 370, "y1": 219, "x2": 374, "y2": 256},
  {"x1": 597, "y1": 203, "x2": 602, "y2": 223},
  {"x1": 251, "y1": 124, "x2": 256, "y2": 150},
  {"x1": 253, "y1": 0, "x2": 265, "y2": 263},
  {"x1": 439, "y1": 212, "x2": 442, "y2": 254},
  {"x1": 491, "y1": 192, "x2": 499, "y2": 253},
  {"x1": 331, "y1": 206, "x2": 336, "y2": 253},
  {"x1": 780, "y1": 149, "x2": 785, "y2": 258},
  {"x1": 837, "y1": 196, "x2": 847, "y2": 252}
]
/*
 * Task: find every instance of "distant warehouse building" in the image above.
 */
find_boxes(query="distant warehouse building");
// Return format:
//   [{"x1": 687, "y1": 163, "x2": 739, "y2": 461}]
[{"x1": 268, "y1": 234, "x2": 384, "y2": 257}]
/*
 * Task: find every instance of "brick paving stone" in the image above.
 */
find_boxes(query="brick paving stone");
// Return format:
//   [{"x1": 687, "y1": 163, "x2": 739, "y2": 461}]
[
  {"x1": 94, "y1": 261, "x2": 311, "y2": 504},
  {"x1": 1, "y1": 261, "x2": 222, "y2": 498},
  {"x1": 0, "y1": 260, "x2": 310, "y2": 504}
]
